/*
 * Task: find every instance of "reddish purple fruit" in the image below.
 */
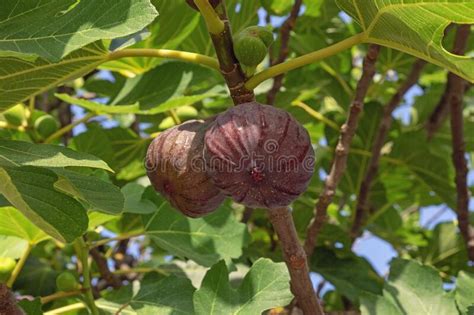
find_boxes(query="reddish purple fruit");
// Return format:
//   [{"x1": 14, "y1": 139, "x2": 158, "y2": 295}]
[
  {"x1": 204, "y1": 102, "x2": 315, "y2": 209},
  {"x1": 146, "y1": 120, "x2": 225, "y2": 217},
  {"x1": 185, "y1": 0, "x2": 220, "y2": 11}
]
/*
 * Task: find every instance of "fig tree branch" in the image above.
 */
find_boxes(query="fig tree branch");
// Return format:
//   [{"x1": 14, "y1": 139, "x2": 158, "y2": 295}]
[
  {"x1": 193, "y1": 0, "x2": 224, "y2": 34},
  {"x1": 6, "y1": 243, "x2": 33, "y2": 288},
  {"x1": 266, "y1": 0, "x2": 303, "y2": 105},
  {"x1": 350, "y1": 58, "x2": 427, "y2": 240},
  {"x1": 425, "y1": 24, "x2": 471, "y2": 139},
  {"x1": 246, "y1": 33, "x2": 365, "y2": 90},
  {"x1": 89, "y1": 248, "x2": 122, "y2": 289},
  {"x1": 107, "y1": 48, "x2": 220, "y2": 70},
  {"x1": 447, "y1": 25, "x2": 474, "y2": 261},
  {"x1": 268, "y1": 207, "x2": 324, "y2": 315},
  {"x1": 44, "y1": 112, "x2": 96, "y2": 144},
  {"x1": 195, "y1": 0, "x2": 255, "y2": 104},
  {"x1": 41, "y1": 289, "x2": 85, "y2": 304},
  {"x1": 303, "y1": 44, "x2": 381, "y2": 258},
  {"x1": 74, "y1": 238, "x2": 100, "y2": 315}
]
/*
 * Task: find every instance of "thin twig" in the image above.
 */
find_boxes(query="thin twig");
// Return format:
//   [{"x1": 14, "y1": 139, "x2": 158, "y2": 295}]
[
  {"x1": 268, "y1": 207, "x2": 324, "y2": 315},
  {"x1": 74, "y1": 238, "x2": 100, "y2": 315},
  {"x1": 447, "y1": 25, "x2": 474, "y2": 261},
  {"x1": 41, "y1": 289, "x2": 85, "y2": 304},
  {"x1": 350, "y1": 58, "x2": 427, "y2": 240},
  {"x1": 241, "y1": 207, "x2": 254, "y2": 223},
  {"x1": 89, "y1": 248, "x2": 122, "y2": 289},
  {"x1": 198, "y1": 0, "x2": 255, "y2": 104},
  {"x1": 266, "y1": 0, "x2": 303, "y2": 105},
  {"x1": 7, "y1": 243, "x2": 33, "y2": 288},
  {"x1": 303, "y1": 44, "x2": 381, "y2": 257}
]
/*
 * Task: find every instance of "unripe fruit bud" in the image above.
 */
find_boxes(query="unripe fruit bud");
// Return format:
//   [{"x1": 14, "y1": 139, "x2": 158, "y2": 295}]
[
  {"x1": 176, "y1": 106, "x2": 199, "y2": 120},
  {"x1": 34, "y1": 114, "x2": 59, "y2": 139},
  {"x1": 0, "y1": 257, "x2": 16, "y2": 283},
  {"x1": 146, "y1": 120, "x2": 225, "y2": 217},
  {"x1": 204, "y1": 102, "x2": 315, "y2": 209},
  {"x1": 56, "y1": 271, "x2": 79, "y2": 291},
  {"x1": 186, "y1": 0, "x2": 220, "y2": 11},
  {"x1": 234, "y1": 26, "x2": 274, "y2": 73},
  {"x1": 3, "y1": 104, "x2": 26, "y2": 126},
  {"x1": 234, "y1": 36, "x2": 267, "y2": 67},
  {"x1": 261, "y1": 0, "x2": 292, "y2": 16}
]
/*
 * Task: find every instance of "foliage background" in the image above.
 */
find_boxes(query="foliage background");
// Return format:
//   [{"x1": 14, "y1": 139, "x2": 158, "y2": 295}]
[{"x1": 0, "y1": 0, "x2": 473, "y2": 314}]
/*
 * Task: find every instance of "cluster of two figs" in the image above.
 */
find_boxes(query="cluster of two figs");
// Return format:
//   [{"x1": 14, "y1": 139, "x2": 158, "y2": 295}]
[{"x1": 146, "y1": 102, "x2": 315, "y2": 217}]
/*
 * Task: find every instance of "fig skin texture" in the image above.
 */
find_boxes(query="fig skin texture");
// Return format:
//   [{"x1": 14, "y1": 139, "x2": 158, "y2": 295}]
[
  {"x1": 204, "y1": 102, "x2": 315, "y2": 209},
  {"x1": 146, "y1": 120, "x2": 225, "y2": 218}
]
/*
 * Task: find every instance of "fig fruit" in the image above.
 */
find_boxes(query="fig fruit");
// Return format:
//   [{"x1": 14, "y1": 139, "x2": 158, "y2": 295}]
[
  {"x1": 34, "y1": 114, "x2": 59, "y2": 139},
  {"x1": 261, "y1": 0, "x2": 292, "y2": 16},
  {"x1": 0, "y1": 258, "x2": 16, "y2": 283},
  {"x1": 3, "y1": 104, "x2": 26, "y2": 126},
  {"x1": 234, "y1": 26, "x2": 274, "y2": 76},
  {"x1": 56, "y1": 271, "x2": 79, "y2": 291},
  {"x1": 204, "y1": 102, "x2": 314, "y2": 209},
  {"x1": 146, "y1": 120, "x2": 225, "y2": 217},
  {"x1": 186, "y1": 0, "x2": 220, "y2": 11}
]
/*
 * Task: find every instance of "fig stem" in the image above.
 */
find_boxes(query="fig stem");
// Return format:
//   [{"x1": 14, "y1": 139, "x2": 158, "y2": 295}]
[
  {"x1": 6, "y1": 243, "x2": 32, "y2": 288},
  {"x1": 40, "y1": 289, "x2": 85, "y2": 304},
  {"x1": 44, "y1": 112, "x2": 96, "y2": 144},
  {"x1": 246, "y1": 33, "x2": 365, "y2": 90},
  {"x1": 268, "y1": 207, "x2": 324, "y2": 315},
  {"x1": 88, "y1": 231, "x2": 144, "y2": 249},
  {"x1": 193, "y1": 0, "x2": 225, "y2": 34},
  {"x1": 108, "y1": 48, "x2": 220, "y2": 70},
  {"x1": 74, "y1": 237, "x2": 100, "y2": 315},
  {"x1": 43, "y1": 302, "x2": 86, "y2": 315}
]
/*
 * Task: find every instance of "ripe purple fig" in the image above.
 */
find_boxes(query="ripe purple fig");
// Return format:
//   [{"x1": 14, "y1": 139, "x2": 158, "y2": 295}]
[
  {"x1": 204, "y1": 102, "x2": 315, "y2": 209},
  {"x1": 146, "y1": 120, "x2": 225, "y2": 217}
]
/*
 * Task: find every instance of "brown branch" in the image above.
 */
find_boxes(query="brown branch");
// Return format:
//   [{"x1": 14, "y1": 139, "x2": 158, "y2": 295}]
[
  {"x1": 268, "y1": 207, "x2": 324, "y2": 315},
  {"x1": 0, "y1": 284, "x2": 24, "y2": 315},
  {"x1": 426, "y1": 24, "x2": 472, "y2": 139},
  {"x1": 426, "y1": 78, "x2": 470, "y2": 139},
  {"x1": 447, "y1": 25, "x2": 474, "y2": 261},
  {"x1": 205, "y1": 1, "x2": 255, "y2": 104},
  {"x1": 303, "y1": 44, "x2": 381, "y2": 257},
  {"x1": 241, "y1": 206, "x2": 254, "y2": 223},
  {"x1": 350, "y1": 58, "x2": 427, "y2": 240},
  {"x1": 89, "y1": 248, "x2": 122, "y2": 289},
  {"x1": 266, "y1": 0, "x2": 303, "y2": 105}
]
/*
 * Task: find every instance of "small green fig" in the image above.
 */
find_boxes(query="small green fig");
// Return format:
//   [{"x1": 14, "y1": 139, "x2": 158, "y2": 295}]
[
  {"x1": 3, "y1": 104, "x2": 26, "y2": 126},
  {"x1": 159, "y1": 117, "x2": 176, "y2": 130},
  {"x1": 261, "y1": 0, "x2": 292, "y2": 16},
  {"x1": 186, "y1": 0, "x2": 219, "y2": 11},
  {"x1": 0, "y1": 257, "x2": 16, "y2": 283},
  {"x1": 176, "y1": 106, "x2": 199, "y2": 120},
  {"x1": 34, "y1": 114, "x2": 59, "y2": 139},
  {"x1": 234, "y1": 26, "x2": 274, "y2": 75},
  {"x1": 56, "y1": 271, "x2": 80, "y2": 291}
]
